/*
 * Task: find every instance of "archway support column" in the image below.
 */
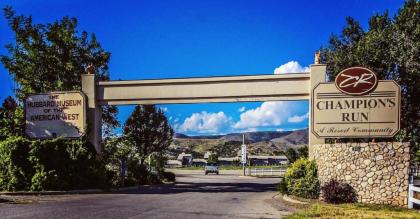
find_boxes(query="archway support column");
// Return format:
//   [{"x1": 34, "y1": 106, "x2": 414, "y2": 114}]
[
  {"x1": 82, "y1": 74, "x2": 102, "y2": 153},
  {"x1": 308, "y1": 64, "x2": 326, "y2": 159}
]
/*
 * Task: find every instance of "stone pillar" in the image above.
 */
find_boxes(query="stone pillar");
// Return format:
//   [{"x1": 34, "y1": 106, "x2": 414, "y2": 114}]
[
  {"x1": 81, "y1": 73, "x2": 102, "y2": 153},
  {"x1": 313, "y1": 142, "x2": 410, "y2": 207},
  {"x1": 308, "y1": 64, "x2": 326, "y2": 159}
]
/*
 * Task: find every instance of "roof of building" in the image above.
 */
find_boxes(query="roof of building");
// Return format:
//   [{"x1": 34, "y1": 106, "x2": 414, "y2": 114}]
[
  {"x1": 166, "y1": 160, "x2": 182, "y2": 165},
  {"x1": 203, "y1": 151, "x2": 212, "y2": 159},
  {"x1": 248, "y1": 155, "x2": 288, "y2": 160},
  {"x1": 177, "y1": 152, "x2": 192, "y2": 160},
  {"x1": 219, "y1": 157, "x2": 240, "y2": 162}
]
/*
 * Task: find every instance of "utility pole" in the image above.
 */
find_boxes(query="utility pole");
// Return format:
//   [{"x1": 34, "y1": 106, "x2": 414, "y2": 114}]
[{"x1": 241, "y1": 134, "x2": 247, "y2": 176}]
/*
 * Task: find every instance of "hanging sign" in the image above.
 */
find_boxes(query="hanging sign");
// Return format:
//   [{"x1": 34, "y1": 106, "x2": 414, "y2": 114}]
[
  {"x1": 241, "y1": 144, "x2": 247, "y2": 164},
  {"x1": 311, "y1": 67, "x2": 400, "y2": 138},
  {"x1": 25, "y1": 91, "x2": 86, "y2": 139}
]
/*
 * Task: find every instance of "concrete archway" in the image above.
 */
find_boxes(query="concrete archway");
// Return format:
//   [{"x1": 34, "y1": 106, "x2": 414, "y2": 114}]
[{"x1": 81, "y1": 63, "x2": 327, "y2": 154}]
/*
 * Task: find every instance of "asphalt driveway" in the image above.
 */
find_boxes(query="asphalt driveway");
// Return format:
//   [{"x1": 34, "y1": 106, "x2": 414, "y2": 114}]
[{"x1": 0, "y1": 169, "x2": 294, "y2": 219}]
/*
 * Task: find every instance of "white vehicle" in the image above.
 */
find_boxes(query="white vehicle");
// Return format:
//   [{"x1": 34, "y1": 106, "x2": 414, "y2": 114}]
[{"x1": 204, "y1": 163, "x2": 219, "y2": 175}]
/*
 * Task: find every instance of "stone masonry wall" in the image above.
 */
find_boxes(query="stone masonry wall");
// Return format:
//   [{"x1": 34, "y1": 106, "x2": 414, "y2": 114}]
[{"x1": 312, "y1": 142, "x2": 410, "y2": 207}]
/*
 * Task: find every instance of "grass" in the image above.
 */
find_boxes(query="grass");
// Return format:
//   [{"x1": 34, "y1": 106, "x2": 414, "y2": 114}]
[{"x1": 285, "y1": 201, "x2": 420, "y2": 219}]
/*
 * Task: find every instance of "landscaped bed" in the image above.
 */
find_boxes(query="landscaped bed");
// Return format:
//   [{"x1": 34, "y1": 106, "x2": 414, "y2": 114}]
[
  {"x1": 279, "y1": 158, "x2": 420, "y2": 218},
  {"x1": 285, "y1": 201, "x2": 420, "y2": 219}
]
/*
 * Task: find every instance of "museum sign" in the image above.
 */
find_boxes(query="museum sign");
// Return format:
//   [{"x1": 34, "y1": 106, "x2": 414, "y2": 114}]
[
  {"x1": 311, "y1": 67, "x2": 400, "y2": 138},
  {"x1": 25, "y1": 91, "x2": 86, "y2": 139}
]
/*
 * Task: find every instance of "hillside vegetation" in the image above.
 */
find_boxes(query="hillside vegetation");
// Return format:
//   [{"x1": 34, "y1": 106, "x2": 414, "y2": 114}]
[{"x1": 169, "y1": 129, "x2": 308, "y2": 158}]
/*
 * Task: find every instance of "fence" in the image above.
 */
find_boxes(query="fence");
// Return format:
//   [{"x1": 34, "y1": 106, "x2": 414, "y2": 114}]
[
  {"x1": 247, "y1": 168, "x2": 286, "y2": 177},
  {"x1": 408, "y1": 184, "x2": 420, "y2": 209},
  {"x1": 410, "y1": 166, "x2": 420, "y2": 177}
]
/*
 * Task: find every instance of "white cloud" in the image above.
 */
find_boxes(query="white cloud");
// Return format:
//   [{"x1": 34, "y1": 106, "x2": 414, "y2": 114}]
[
  {"x1": 287, "y1": 112, "x2": 309, "y2": 123},
  {"x1": 174, "y1": 118, "x2": 179, "y2": 123},
  {"x1": 179, "y1": 111, "x2": 232, "y2": 134},
  {"x1": 160, "y1": 107, "x2": 168, "y2": 112},
  {"x1": 169, "y1": 116, "x2": 173, "y2": 121},
  {"x1": 233, "y1": 102, "x2": 290, "y2": 129},
  {"x1": 274, "y1": 61, "x2": 309, "y2": 74},
  {"x1": 276, "y1": 128, "x2": 284, "y2": 132},
  {"x1": 173, "y1": 123, "x2": 181, "y2": 131},
  {"x1": 238, "y1": 106, "x2": 246, "y2": 112},
  {"x1": 243, "y1": 127, "x2": 258, "y2": 132}
]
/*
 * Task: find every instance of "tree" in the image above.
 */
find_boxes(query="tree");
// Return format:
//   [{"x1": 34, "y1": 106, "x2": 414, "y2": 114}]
[
  {"x1": 0, "y1": 6, "x2": 119, "y2": 136},
  {"x1": 213, "y1": 141, "x2": 241, "y2": 157},
  {"x1": 297, "y1": 146, "x2": 308, "y2": 159},
  {"x1": 207, "y1": 153, "x2": 219, "y2": 164},
  {"x1": 103, "y1": 137, "x2": 137, "y2": 187},
  {"x1": 285, "y1": 148, "x2": 298, "y2": 164},
  {"x1": 123, "y1": 105, "x2": 173, "y2": 169},
  {"x1": 0, "y1": 96, "x2": 24, "y2": 140},
  {"x1": 321, "y1": 0, "x2": 419, "y2": 158}
]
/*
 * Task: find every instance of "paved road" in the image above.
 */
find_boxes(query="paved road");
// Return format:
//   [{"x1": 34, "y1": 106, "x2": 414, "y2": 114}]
[{"x1": 0, "y1": 170, "x2": 294, "y2": 219}]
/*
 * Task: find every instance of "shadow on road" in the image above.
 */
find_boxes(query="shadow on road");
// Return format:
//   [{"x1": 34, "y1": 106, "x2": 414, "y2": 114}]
[{"x1": 115, "y1": 181, "x2": 278, "y2": 195}]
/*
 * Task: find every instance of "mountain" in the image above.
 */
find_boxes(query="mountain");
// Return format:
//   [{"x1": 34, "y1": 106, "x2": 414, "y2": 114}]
[
  {"x1": 220, "y1": 131, "x2": 292, "y2": 143},
  {"x1": 270, "y1": 128, "x2": 308, "y2": 145},
  {"x1": 174, "y1": 133, "x2": 190, "y2": 139},
  {"x1": 170, "y1": 129, "x2": 308, "y2": 158},
  {"x1": 174, "y1": 130, "x2": 307, "y2": 144}
]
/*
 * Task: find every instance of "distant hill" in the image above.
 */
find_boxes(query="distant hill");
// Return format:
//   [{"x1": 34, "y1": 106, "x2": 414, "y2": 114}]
[
  {"x1": 174, "y1": 133, "x2": 224, "y2": 139},
  {"x1": 170, "y1": 129, "x2": 308, "y2": 158},
  {"x1": 174, "y1": 133, "x2": 190, "y2": 139},
  {"x1": 270, "y1": 128, "x2": 308, "y2": 145},
  {"x1": 220, "y1": 131, "x2": 292, "y2": 143}
]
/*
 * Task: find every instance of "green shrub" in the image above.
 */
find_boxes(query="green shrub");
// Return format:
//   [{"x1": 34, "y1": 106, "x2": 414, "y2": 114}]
[
  {"x1": 0, "y1": 136, "x2": 33, "y2": 191},
  {"x1": 147, "y1": 173, "x2": 160, "y2": 184},
  {"x1": 30, "y1": 170, "x2": 60, "y2": 191},
  {"x1": 160, "y1": 171, "x2": 176, "y2": 182},
  {"x1": 0, "y1": 136, "x2": 108, "y2": 191},
  {"x1": 29, "y1": 138, "x2": 107, "y2": 191},
  {"x1": 322, "y1": 179, "x2": 357, "y2": 204},
  {"x1": 280, "y1": 158, "x2": 320, "y2": 199},
  {"x1": 278, "y1": 177, "x2": 288, "y2": 194}
]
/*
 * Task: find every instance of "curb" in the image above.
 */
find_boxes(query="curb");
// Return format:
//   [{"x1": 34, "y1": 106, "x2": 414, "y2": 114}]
[
  {"x1": 0, "y1": 182, "x2": 175, "y2": 196},
  {"x1": 0, "y1": 189, "x2": 103, "y2": 196},
  {"x1": 282, "y1": 194, "x2": 309, "y2": 205}
]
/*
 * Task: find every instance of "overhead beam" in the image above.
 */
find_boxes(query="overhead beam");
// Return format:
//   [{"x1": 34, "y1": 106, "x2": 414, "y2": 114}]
[{"x1": 97, "y1": 73, "x2": 310, "y2": 105}]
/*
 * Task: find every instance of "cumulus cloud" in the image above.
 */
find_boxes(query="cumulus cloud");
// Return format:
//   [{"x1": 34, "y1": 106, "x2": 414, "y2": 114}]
[
  {"x1": 238, "y1": 106, "x2": 246, "y2": 112},
  {"x1": 288, "y1": 112, "x2": 309, "y2": 123},
  {"x1": 233, "y1": 102, "x2": 290, "y2": 129},
  {"x1": 179, "y1": 111, "x2": 232, "y2": 134},
  {"x1": 274, "y1": 61, "x2": 309, "y2": 74},
  {"x1": 160, "y1": 107, "x2": 168, "y2": 112}
]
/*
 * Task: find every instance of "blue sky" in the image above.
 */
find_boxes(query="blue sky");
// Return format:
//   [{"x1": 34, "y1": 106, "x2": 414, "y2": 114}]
[{"x1": 0, "y1": 0, "x2": 404, "y2": 135}]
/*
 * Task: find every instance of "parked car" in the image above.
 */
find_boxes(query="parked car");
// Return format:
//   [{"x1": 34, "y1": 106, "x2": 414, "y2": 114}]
[{"x1": 205, "y1": 163, "x2": 219, "y2": 175}]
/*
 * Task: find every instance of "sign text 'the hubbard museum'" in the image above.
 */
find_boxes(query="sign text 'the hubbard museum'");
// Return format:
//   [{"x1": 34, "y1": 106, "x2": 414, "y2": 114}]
[
  {"x1": 311, "y1": 67, "x2": 401, "y2": 138},
  {"x1": 25, "y1": 91, "x2": 86, "y2": 139}
]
